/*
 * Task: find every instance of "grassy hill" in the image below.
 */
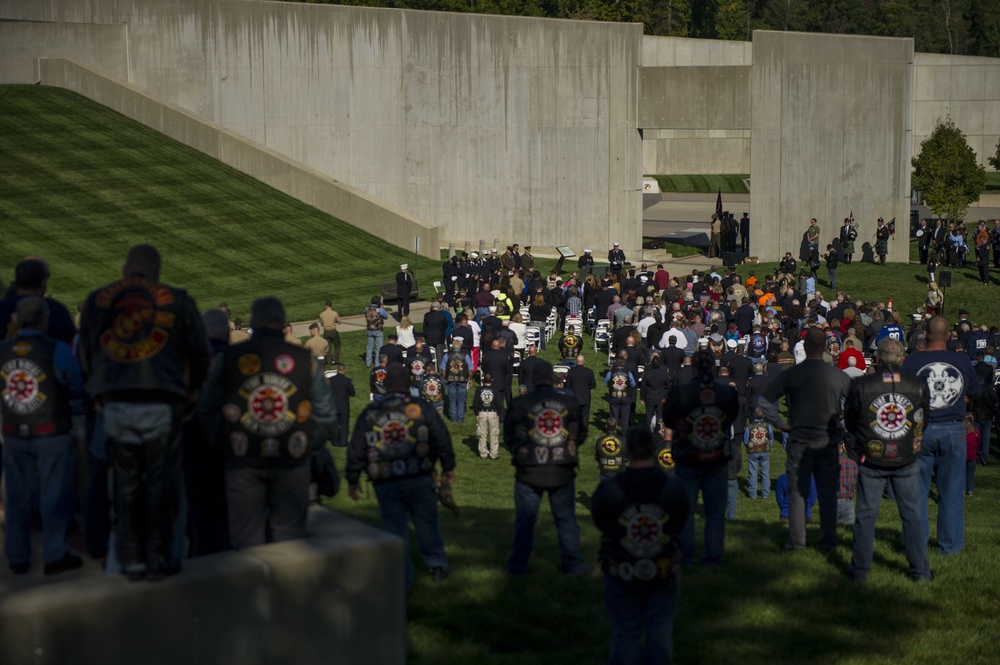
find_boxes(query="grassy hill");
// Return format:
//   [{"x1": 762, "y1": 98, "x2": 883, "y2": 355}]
[{"x1": 0, "y1": 85, "x2": 441, "y2": 322}]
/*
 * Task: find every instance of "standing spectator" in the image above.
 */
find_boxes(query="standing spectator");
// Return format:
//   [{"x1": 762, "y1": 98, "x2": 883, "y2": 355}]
[
  {"x1": 505, "y1": 360, "x2": 588, "y2": 576},
  {"x1": 79, "y1": 245, "x2": 211, "y2": 580},
  {"x1": 346, "y1": 364, "x2": 455, "y2": 588},
  {"x1": 744, "y1": 408, "x2": 774, "y2": 500},
  {"x1": 472, "y1": 374, "x2": 502, "y2": 459},
  {"x1": 199, "y1": 297, "x2": 337, "y2": 550},
  {"x1": 759, "y1": 328, "x2": 851, "y2": 552},
  {"x1": 662, "y1": 350, "x2": 739, "y2": 567},
  {"x1": 422, "y1": 300, "x2": 448, "y2": 365},
  {"x1": 318, "y1": 300, "x2": 341, "y2": 365},
  {"x1": 590, "y1": 425, "x2": 690, "y2": 665},
  {"x1": 327, "y1": 364, "x2": 355, "y2": 447},
  {"x1": 822, "y1": 244, "x2": 839, "y2": 291},
  {"x1": 440, "y1": 338, "x2": 472, "y2": 423},
  {"x1": 1, "y1": 297, "x2": 85, "y2": 575},
  {"x1": 837, "y1": 443, "x2": 858, "y2": 526},
  {"x1": 595, "y1": 419, "x2": 626, "y2": 482},
  {"x1": 605, "y1": 357, "x2": 637, "y2": 436},
  {"x1": 901, "y1": 316, "x2": 980, "y2": 554},
  {"x1": 0, "y1": 258, "x2": 76, "y2": 345},
  {"x1": 395, "y1": 263, "x2": 413, "y2": 318},
  {"x1": 964, "y1": 415, "x2": 980, "y2": 495},
  {"x1": 844, "y1": 337, "x2": 931, "y2": 582},
  {"x1": 739, "y1": 212, "x2": 750, "y2": 253},
  {"x1": 364, "y1": 296, "x2": 389, "y2": 367},
  {"x1": 565, "y1": 354, "x2": 596, "y2": 442}
]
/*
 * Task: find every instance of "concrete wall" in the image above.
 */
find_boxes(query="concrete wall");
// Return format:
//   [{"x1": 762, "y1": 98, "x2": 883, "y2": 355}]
[
  {"x1": 642, "y1": 35, "x2": 752, "y2": 67},
  {"x1": 38, "y1": 57, "x2": 440, "y2": 258},
  {"x1": 750, "y1": 31, "x2": 914, "y2": 263},
  {"x1": 0, "y1": 20, "x2": 129, "y2": 84},
  {"x1": 913, "y1": 52, "x2": 1000, "y2": 171},
  {"x1": 0, "y1": 508, "x2": 405, "y2": 665},
  {"x1": 0, "y1": 0, "x2": 645, "y2": 257},
  {"x1": 638, "y1": 65, "x2": 751, "y2": 174}
]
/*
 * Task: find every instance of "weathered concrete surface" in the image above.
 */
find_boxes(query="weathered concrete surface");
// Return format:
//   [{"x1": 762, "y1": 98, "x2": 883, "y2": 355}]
[
  {"x1": 913, "y1": 52, "x2": 1000, "y2": 171},
  {"x1": 0, "y1": 20, "x2": 129, "y2": 84},
  {"x1": 642, "y1": 35, "x2": 752, "y2": 67},
  {"x1": 38, "y1": 57, "x2": 440, "y2": 259},
  {"x1": 0, "y1": 507, "x2": 405, "y2": 665},
  {"x1": 750, "y1": 31, "x2": 914, "y2": 263}
]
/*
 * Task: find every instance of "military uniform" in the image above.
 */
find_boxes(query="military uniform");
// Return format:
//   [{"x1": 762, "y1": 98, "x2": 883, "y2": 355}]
[{"x1": 318, "y1": 306, "x2": 341, "y2": 363}]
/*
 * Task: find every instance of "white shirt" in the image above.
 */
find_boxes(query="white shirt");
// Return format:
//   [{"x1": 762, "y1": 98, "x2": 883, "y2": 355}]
[
  {"x1": 469, "y1": 320, "x2": 482, "y2": 347},
  {"x1": 658, "y1": 329, "x2": 688, "y2": 351}
]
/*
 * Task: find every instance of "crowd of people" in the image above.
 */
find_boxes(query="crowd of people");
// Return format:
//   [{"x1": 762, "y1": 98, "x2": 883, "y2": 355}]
[{"x1": 1, "y1": 234, "x2": 998, "y2": 663}]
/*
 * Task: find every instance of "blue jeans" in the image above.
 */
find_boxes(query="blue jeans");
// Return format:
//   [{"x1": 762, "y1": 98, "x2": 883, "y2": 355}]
[
  {"x1": 603, "y1": 575, "x2": 679, "y2": 665},
  {"x1": 366, "y1": 330, "x2": 383, "y2": 366},
  {"x1": 747, "y1": 452, "x2": 771, "y2": 498},
  {"x1": 836, "y1": 498, "x2": 855, "y2": 526},
  {"x1": 726, "y1": 479, "x2": 738, "y2": 521},
  {"x1": 976, "y1": 419, "x2": 992, "y2": 462},
  {"x1": 849, "y1": 463, "x2": 930, "y2": 581},
  {"x1": 3, "y1": 434, "x2": 77, "y2": 566},
  {"x1": 828, "y1": 268, "x2": 836, "y2": 291},
  {"x1": 374, "y1": 475, "x2": 449, "y2": 588},
  {"x1": 447, "y1": 381, "x2": 468, "y2": 422},
  {"x1": 674, "y1": 464, "x2": 727, "y2": 566},
  {"x1": 919, "y1": 421, "x2": 966, "y2": 554},
  {"x1": 508, "y1": 479, "x2": 586, "y2": 575}
]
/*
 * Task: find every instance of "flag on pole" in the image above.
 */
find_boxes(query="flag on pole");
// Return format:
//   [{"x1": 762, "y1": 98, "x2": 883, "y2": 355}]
[{"x1": 716, "y1": 189, "x2": 723, "y2": 220}]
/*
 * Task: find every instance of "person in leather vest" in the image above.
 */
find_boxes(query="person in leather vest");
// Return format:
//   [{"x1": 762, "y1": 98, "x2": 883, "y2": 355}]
[
  {"x1": 346, "y1": 363, "x2": 456, "y2": 588},
  {"x1": 590, "y1": 425, "x2": 690, "y2": 665},
  {"x1": 595, "y1": 418, "x2": 625, "y2": 481},
  {"x1": 1, "y1": 297, "x2": 85, "y2": 576},
  {"x1": 661, "y1": 350, "x2": 738, "y2": 567},
  {"x1": 364, "y1": 295, "x2": 389, "y2": 368},
  {"x1": 199, "y1": 296, "x2": 336, "y2": 551},
  {"x1": 604, "y1": 357, "x2": 637, "y2": 436},
  {"x1": 505, "y1": 359, "x2": 589, "y2": 576},
  {"x1": 406, "y1": 336, "x2": 434, "y2": 397},
  {"x1": 845, "y1": 338, "x2": 932, "y2": 583},
  {"x1": 440, "y1": 338, "x2": 472, "y2": 423},
  {"x1": 79, "y1": 245, "x2": 211, "y2": 581}
]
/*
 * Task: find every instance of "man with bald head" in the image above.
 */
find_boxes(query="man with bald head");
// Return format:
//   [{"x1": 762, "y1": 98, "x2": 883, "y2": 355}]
[
  {"x1": 79, "y1": 244, "x2": 211, "y2": 581},
  {"x1": 1, "y1": 297, "x2": 85, "y2": 575},
  {"x1": 901, "y1": 315, "x2": 980, "y2": 555},
  {"x1": 759, "y1": 327, "x2": 851, "y2": 552}
]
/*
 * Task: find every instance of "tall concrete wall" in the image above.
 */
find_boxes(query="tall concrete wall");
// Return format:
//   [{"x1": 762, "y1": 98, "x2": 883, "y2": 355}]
[
  {"x1": 913, "y1": 52, "x2": 1000, "y2": 171},
  {"x1": 750, "y1": 31, "x2": 913, "y2": 263},
  {"x1": 642, "y1": 35, "x2": 752, "y2": 67},
  {"x1": 37, "y1": 57, "x2": 440, "y2": 258},
  {"x1": 638, "y1": 65, "x2": 751, "y2": 174},
  {"x1": 0, "y1": 21, "x2": 129, "y2": 84}
]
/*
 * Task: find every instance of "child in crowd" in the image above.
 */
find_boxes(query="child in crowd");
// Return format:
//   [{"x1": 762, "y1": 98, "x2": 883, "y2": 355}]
[{"x1": 965, "y1": 414, "x2": 980, "y2": 496}]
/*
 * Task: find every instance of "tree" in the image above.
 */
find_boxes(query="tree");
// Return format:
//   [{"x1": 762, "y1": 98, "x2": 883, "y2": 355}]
[
  {"x1": 912, "y1": 117, "x2": 986, "y2": 223},
  {"x1": 989, "y1": 138, "x2": 1000, "y2": 172}
]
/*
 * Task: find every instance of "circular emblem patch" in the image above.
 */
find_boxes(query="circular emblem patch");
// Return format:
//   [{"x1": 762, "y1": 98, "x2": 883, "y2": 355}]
[
  {"x1": 1, "y1": 359, "x2": 45, "y2": 415},
  {"x1": 250, "y1": 385, "x2": 287, "y2": 425},
  {"x1": 381, "y1": 420, "x2": 410, "y2": 448},
  {"x1": 6, "y1": 368, "x2": 38, "y2": 403},
  {"x1": 238, "y1": 354, "x2": 261, "y2": 376},
  {"x1": 534, "y1": 408, "x2": 563, "y2": 441},
  {"x1": 601, "y1": 436, "x2": 621, "y2": 456},
  {"x1": 691, "y1": 412, "x2": 722, "y2": 448},
  {"x1": 288, "y1": 431, "x2": 309, "y2": 459},
  {"x1": 275, "y1": 354, "x2": 296, "y2": 375}
]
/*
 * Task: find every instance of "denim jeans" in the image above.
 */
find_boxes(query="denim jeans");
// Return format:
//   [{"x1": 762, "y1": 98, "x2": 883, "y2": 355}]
[
  {"x1": 849, "y1": 463, "x2": 930, "y2": 581},
  {"x1": 3, "y1": 434, "x2": 76, "y2": 566},
  {"x1": 603, "y1": 575, "x2": 680, "y2": 665},
  {"x1": 366, "y1": 330, "x2": 383, "y2": 366},
  {"x1": 918, "y1": 421, "x2": 966, "y2": 554},
  {"x1": 674, "y1": 464, "x2": 728, "y2": 566},
  {"x1": 446, "y1": 381, "x2": 468, "y2": 422},
  {"x1": 508, "y1": 479, "x2": 586, "y2": 575},
  {"x1": 976, "y1": 419, "x2": 992, "y2": 462},
  {"x1": 965, "y1": 461, "x2": 977, "y2": 493},
  {"x1": 747, "y1": 452, "x2": 771, "y2": 498},
  {"x1": 374, "y1": 475, "x2": 448, "y2": 588},
  {"x1": 836, "y1": 498, "x2": 855, "y2": 526},
  {"x1": 726, "y1": 479, "x2": 738, "y2": 521}
]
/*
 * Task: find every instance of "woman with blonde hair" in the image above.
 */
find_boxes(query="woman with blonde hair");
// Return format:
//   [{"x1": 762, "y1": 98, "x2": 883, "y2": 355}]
[
  {"x1": 926, "y1": 281, "x2": 943, "y2": 316},
  {"x1": 396, "y1": 315, "x2": 416, "y2": 350}
]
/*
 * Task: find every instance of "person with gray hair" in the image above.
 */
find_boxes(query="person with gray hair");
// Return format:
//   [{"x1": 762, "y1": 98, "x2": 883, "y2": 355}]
[
  {"x1": 79, "y1": 244, "x2": 211, "y2": 581},
  {"x1": 199, "y1": 296, "x2": 337, "y2": 551},
  {"x1": 844, "y1": 337, "x2": 932, "y2": 582},
  {"x1": 1, "y1": 296, "x2": 85, "y2": 575}
]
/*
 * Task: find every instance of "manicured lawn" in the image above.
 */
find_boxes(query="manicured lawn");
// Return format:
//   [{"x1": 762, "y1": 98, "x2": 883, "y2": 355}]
[
  {"x1": 4, "y1": 84, "x2": 999, "y2": 665},
  {"x1": 647, "y1": 174, "x2": 749, "y2": 194}
]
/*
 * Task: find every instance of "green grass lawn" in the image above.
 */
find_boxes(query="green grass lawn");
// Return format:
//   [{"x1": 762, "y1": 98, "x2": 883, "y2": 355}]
[
  {"x1": 4, "y1": 84, "x2": 1000, "y2": 664},
  {"x1": 326, "y1": 327, "x2": 999, "y2": 665},
  {"x1": 647, "y1": 174, "x2": 749, "y2": 194},
  {"x1": 0, "y1": 85, "x2": 442, "y2": 323}
]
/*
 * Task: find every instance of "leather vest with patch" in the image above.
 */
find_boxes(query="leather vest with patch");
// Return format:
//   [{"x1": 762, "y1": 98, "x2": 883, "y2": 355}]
[
  {"x1": 359, "y1": 394, "x2": 436, "y2": 481},
  {"x1": 0, "y1": 335, "x2": 71, "y2": 438},
  {"x1": 596, "y1": 433, "x2": 625, "y2": 476},
  {"x1": 221, "y1": 338, "x2": 314, "y2": 466},
  {"x1": 444, "y1": 353, "x2": 470, "y2": 383},
  {"x1": 608, "y1": 368, "x2": 632, "y2": 400},
  {"x1": 512, "y1": 393, "x2": 579, "y2": 468}
]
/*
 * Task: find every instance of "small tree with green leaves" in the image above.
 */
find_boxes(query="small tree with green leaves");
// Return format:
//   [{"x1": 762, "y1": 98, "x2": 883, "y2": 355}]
[
  {"x1": 989, "y1": 137, "x2": 1000, "y2": 172},
  {"x1": 912, "y1": 117, "x2": 986, "y2": 222}
]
